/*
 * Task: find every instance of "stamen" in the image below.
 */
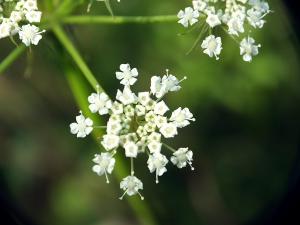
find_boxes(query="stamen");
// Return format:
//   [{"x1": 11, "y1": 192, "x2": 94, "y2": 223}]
[
  {"x1": 137, "y1": 191, "x2": 144, "y2": 200},
  {"x1": 188, "y1": 161, "x2": 195, "y2": 171},
  {"x1": 119, "y1": 190, "x2": 128, "y2": 200},
  {"x1": 166, "y1": 69, "x2": 169, "y2": 76},
  {"x1": 104, "y1": 171, "x2": 110, "y2": 184},
  {"x1": 178, "y1": 76, "x2": 187, "y2": 83},
  {"x1": 155, "y1": 170, "x2": 159, "y2": 184}
]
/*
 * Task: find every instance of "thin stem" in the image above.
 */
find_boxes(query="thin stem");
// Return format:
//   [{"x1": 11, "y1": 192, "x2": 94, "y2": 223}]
[
  {"x1": 131, "y1": 157, "x2": 134, "y2": 175},
  {"x1": 52, "y1": 25, "x2": 101, "y2": 91},
  {"x1": 62, "y1": 15, "x2": 178, "y2": 25},
  {"x1": 162, "y1": 143, "x2": 176, "y2": 153},
  {"x1": 93, "y1": 125, "x2": 107, "y2": 128}
]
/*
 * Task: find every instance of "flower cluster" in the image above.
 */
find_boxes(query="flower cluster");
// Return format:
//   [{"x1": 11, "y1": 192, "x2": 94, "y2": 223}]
[
  {"x1": 177, "y1": 0, "x2": 270, "y2": 62},
  {"x1": 0, "y1": 0, "x2": 44, "y2": 46},
  {"x1": 70, "y1": 64, "x2": 195, "y2": 200}
]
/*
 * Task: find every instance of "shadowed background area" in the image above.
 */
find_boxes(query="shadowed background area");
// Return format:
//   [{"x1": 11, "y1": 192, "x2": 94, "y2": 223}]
[{"x1": 1, "y1": 0, "x2": 300, "y2": 225}]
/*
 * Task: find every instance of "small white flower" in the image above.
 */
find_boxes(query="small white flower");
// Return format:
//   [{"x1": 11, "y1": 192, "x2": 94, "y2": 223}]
[
  {"x1": 247, "y1": 8, "x2": 266, "y2": 28},
  {"x1": 147, "y1": 153, "x2": 168, "y2": 183},
  {"x1": 0, "y1": 22, "x2": 11, "y2": 39},
  {"x1": 106, "y1": 120, "x2": 122, "y2": 135},
  {"x1": 111, "y1": 101, "x2": 124, "y2": 114},
  {"x1": 152, "y1": 117, "x2": 166, "y2": 129},
  {"x1": 177, "y1": 7, "x2": 200, "y2": 28},
  {"x1": 153, "y1": 101, "x2": 169, "y2": 116},
  {"x1": 101, "y1": 134, "x2": 120, "y2": 150},
  {"x1": 161, "y1": 74, "x2": 182, "y2": 93},
  {"x1": 227, "y1": 17, "x2": 245, "y2": 36},
  {"x1": 150, "y1": 76, "x2": 164, "y2": 98},
  {"x1": 206, "y1": 12, "x2": 221, "y2": 28},
  {"x1": 25, "y1": 10, "x2": 42, "y2": 23},
  {"x1": 116, "y1": 86, "x2": 137, "y2": 105},
  {"x1": 170, "y1": 107, "x2": 195, "y2": 128},
  {"x1": 193, "y1": 0, "x2": 207, "y2": 12},
  {"x1": 160, "y1": 123, "x2": 178, "y2": 138},
  {"x1": 138, "y1": 92, "x2": 151, "y2": 106},
  {"x1": 18, "y1": 24, "x2": 45, "y2": 46},
  {"x1": 201, "y1": 35, "x2": 222, "y2": 60},
  {"x1": 24, "y1": 0, "x2": 38, "y2": 11},
  {"x1": 10, "y1": 11, "x2": 23, "y2": 23},
  {"x1": 119, "y1": 175, "x2": 144, "y2": 200},
  {"x1": 240, "y1": 36, "x2": 261, "y2": 62},
  {"x1": 171, "y1": 148, "x2": 194, "y2": 170},
  {"x1": 92, "y1": 152, "x2": 116, "y2": 183},
  {"x1": 148, "y1": 132, "x2": 161, "y2": 142},
  {"x1": 147, "y1": 141, "x2": 162, "y2": 154},
  {"x1": 116, "y1": 63, "x2": 139, "y2": 86},
  {"x1": 124, "y1": 141, "x2": 138, "y2": 158},
  {"x1": 70, "y1": 113, "x2": 93, "y2": 138},
  {"x1": 88, "y1": 92, "x2": 112, "y2": 115},
  {"x1": 135, "y1": 104, "x2": 146, "y2": 116}
]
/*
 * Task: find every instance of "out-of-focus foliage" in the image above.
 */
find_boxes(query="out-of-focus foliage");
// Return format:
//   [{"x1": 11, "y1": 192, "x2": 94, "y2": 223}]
[{"x1": 0, "y1": 1, "x2": 299, "y2": 225}]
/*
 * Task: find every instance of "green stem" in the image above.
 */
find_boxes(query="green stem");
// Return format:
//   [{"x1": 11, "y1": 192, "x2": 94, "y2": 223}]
[
  {"x1": 65, "y1": 66, "x2": 158, "y2": 225},
  {"x1": 0, "y1": 45, "x2": 26, "y2": 75},
  {"x1": 52, "y1": 25, "x2": 100, "y2": 91},
  {"x1": 62, "y1": 15, "x2": 178, "y2": 25},
  {"x1": 162, "y1": 143, "x2": 176, "y2": 153}
]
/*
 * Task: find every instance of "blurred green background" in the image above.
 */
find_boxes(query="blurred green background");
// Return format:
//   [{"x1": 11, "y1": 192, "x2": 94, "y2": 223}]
[{"x1": 1, "y1": 0, "x2": 300, "y2": 225}]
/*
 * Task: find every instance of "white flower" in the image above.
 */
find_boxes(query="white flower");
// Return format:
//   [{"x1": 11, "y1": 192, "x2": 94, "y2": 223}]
[
  {"x1": 170, "y1": 107, "x2": 195, "y2": 128},
  {"x1": 92, "y1": 152, "x2": 116, "y2": 183},
  {"x1": 135, "y1": 104, "x2": 146, "y2": 116},
  {"x1": 10, "y1": 11, "x2": 23, "y2": 23},
  {"x1": 18, "y1": 24, "x2": 45, "y2": 46},
  {"x1": 124, "y1": 141, "x2": 138, "y2": 158},
  {"x1": 201, "y1": 35, "x2": 222, "y2": 60},
  {"x1": 148, "y1": 132, "x2": 161, "y2": 142},
  {"x1": 227, "y1": 17, "x2": 245, "y2": 36},
  {"x1": 147, "y1": 153, "x2": 168, "y2": 183},
  {"x1": 161, "y1": 74, "x2": 183, "y2": 92},
  {"x1": 116, "y1": 63, "x2": 139, "y2": 86},
  {"x1": 147, "y1": 141, "x2": 162, "y2": 154},
  {"x1": 25, "y1": 11, "x2": 42, "y2": 23},
  {"x1": 24, "y1": 0, "x2": 38, "y2": 11},
  {"x1": 150, "y1": 76, "x2": 164, "y2": 98},
  {"x1": 160, "y1": 123, "x2": 178, "y2": 138},
  {"x1": 111, "y1": 101, "x2": 123, "y2": 114},
  {"x1": 154, "y1": 115, "x2": 168, "y2": 128},
  {"x1": 177, "y1": 7, "x2": 199, "y2": 28},
  {"x1": 247, "y1": 8, "x2": 266, "y2": 28},
  {"x1": 240, "y1": 37, "x2": 261, "y2": 62},
  {"x1": 88, "y1": 92, "x2": 112, "y2": 115},
  {"x1": 106, "y1": 120, "x2": 122, "y2": 135},
  {"x1": 153, "y1": 101, "x2": 169, "y2": 116},
  {"x1": 70, "y1": 113, "x2": 93, "y2": 138},
  {"x1": 116, "y1": 86, "x2": 137, "y2": 105},
  {"x1": 0, "y1": 22, "x2": 11, "y2": 39},
  {"x1": 101, "y1": 134, "x2": 120, "y2": 150},
  {"x1": 193, "y1": 0, "x2": 207, "y2": 12},
  {"x1": 171, "y1": 148, "x2": 194, "y2": 170},
  {"x1": 138, "y1": 92, "x2": 151, "y2": 106},
  {"x1": 119, "y1": 175, "x2": 144, "y2": 200},
  {"x1": 206, "y1": 12, "x2": 221, "y2": 28}
]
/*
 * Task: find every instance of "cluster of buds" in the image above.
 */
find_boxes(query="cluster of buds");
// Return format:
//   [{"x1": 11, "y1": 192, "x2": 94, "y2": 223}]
[
  {"x1": 0, "y1": 0, "x2": 44, "y2": 46},
  {"x1": 177, "y1": 0, "x2": 270, "y2": 62},
  {"x1": 70, "y1": 64, "x2": 195, "y2": 200}
]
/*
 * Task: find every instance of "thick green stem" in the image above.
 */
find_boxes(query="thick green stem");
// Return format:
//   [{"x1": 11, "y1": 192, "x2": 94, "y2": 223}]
[
  {"x1": 0, "y1": 45, "x2": 26, "y2": 75},
  {"x1": 62, "y1": 15, "x2": 178, "y2": 25},
  {"x1": 65, "y1": 66, "x2": 158, "y2": 225},
  {"x1": 52, "y1": 25, "x2": 100, "y2": 91}
]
